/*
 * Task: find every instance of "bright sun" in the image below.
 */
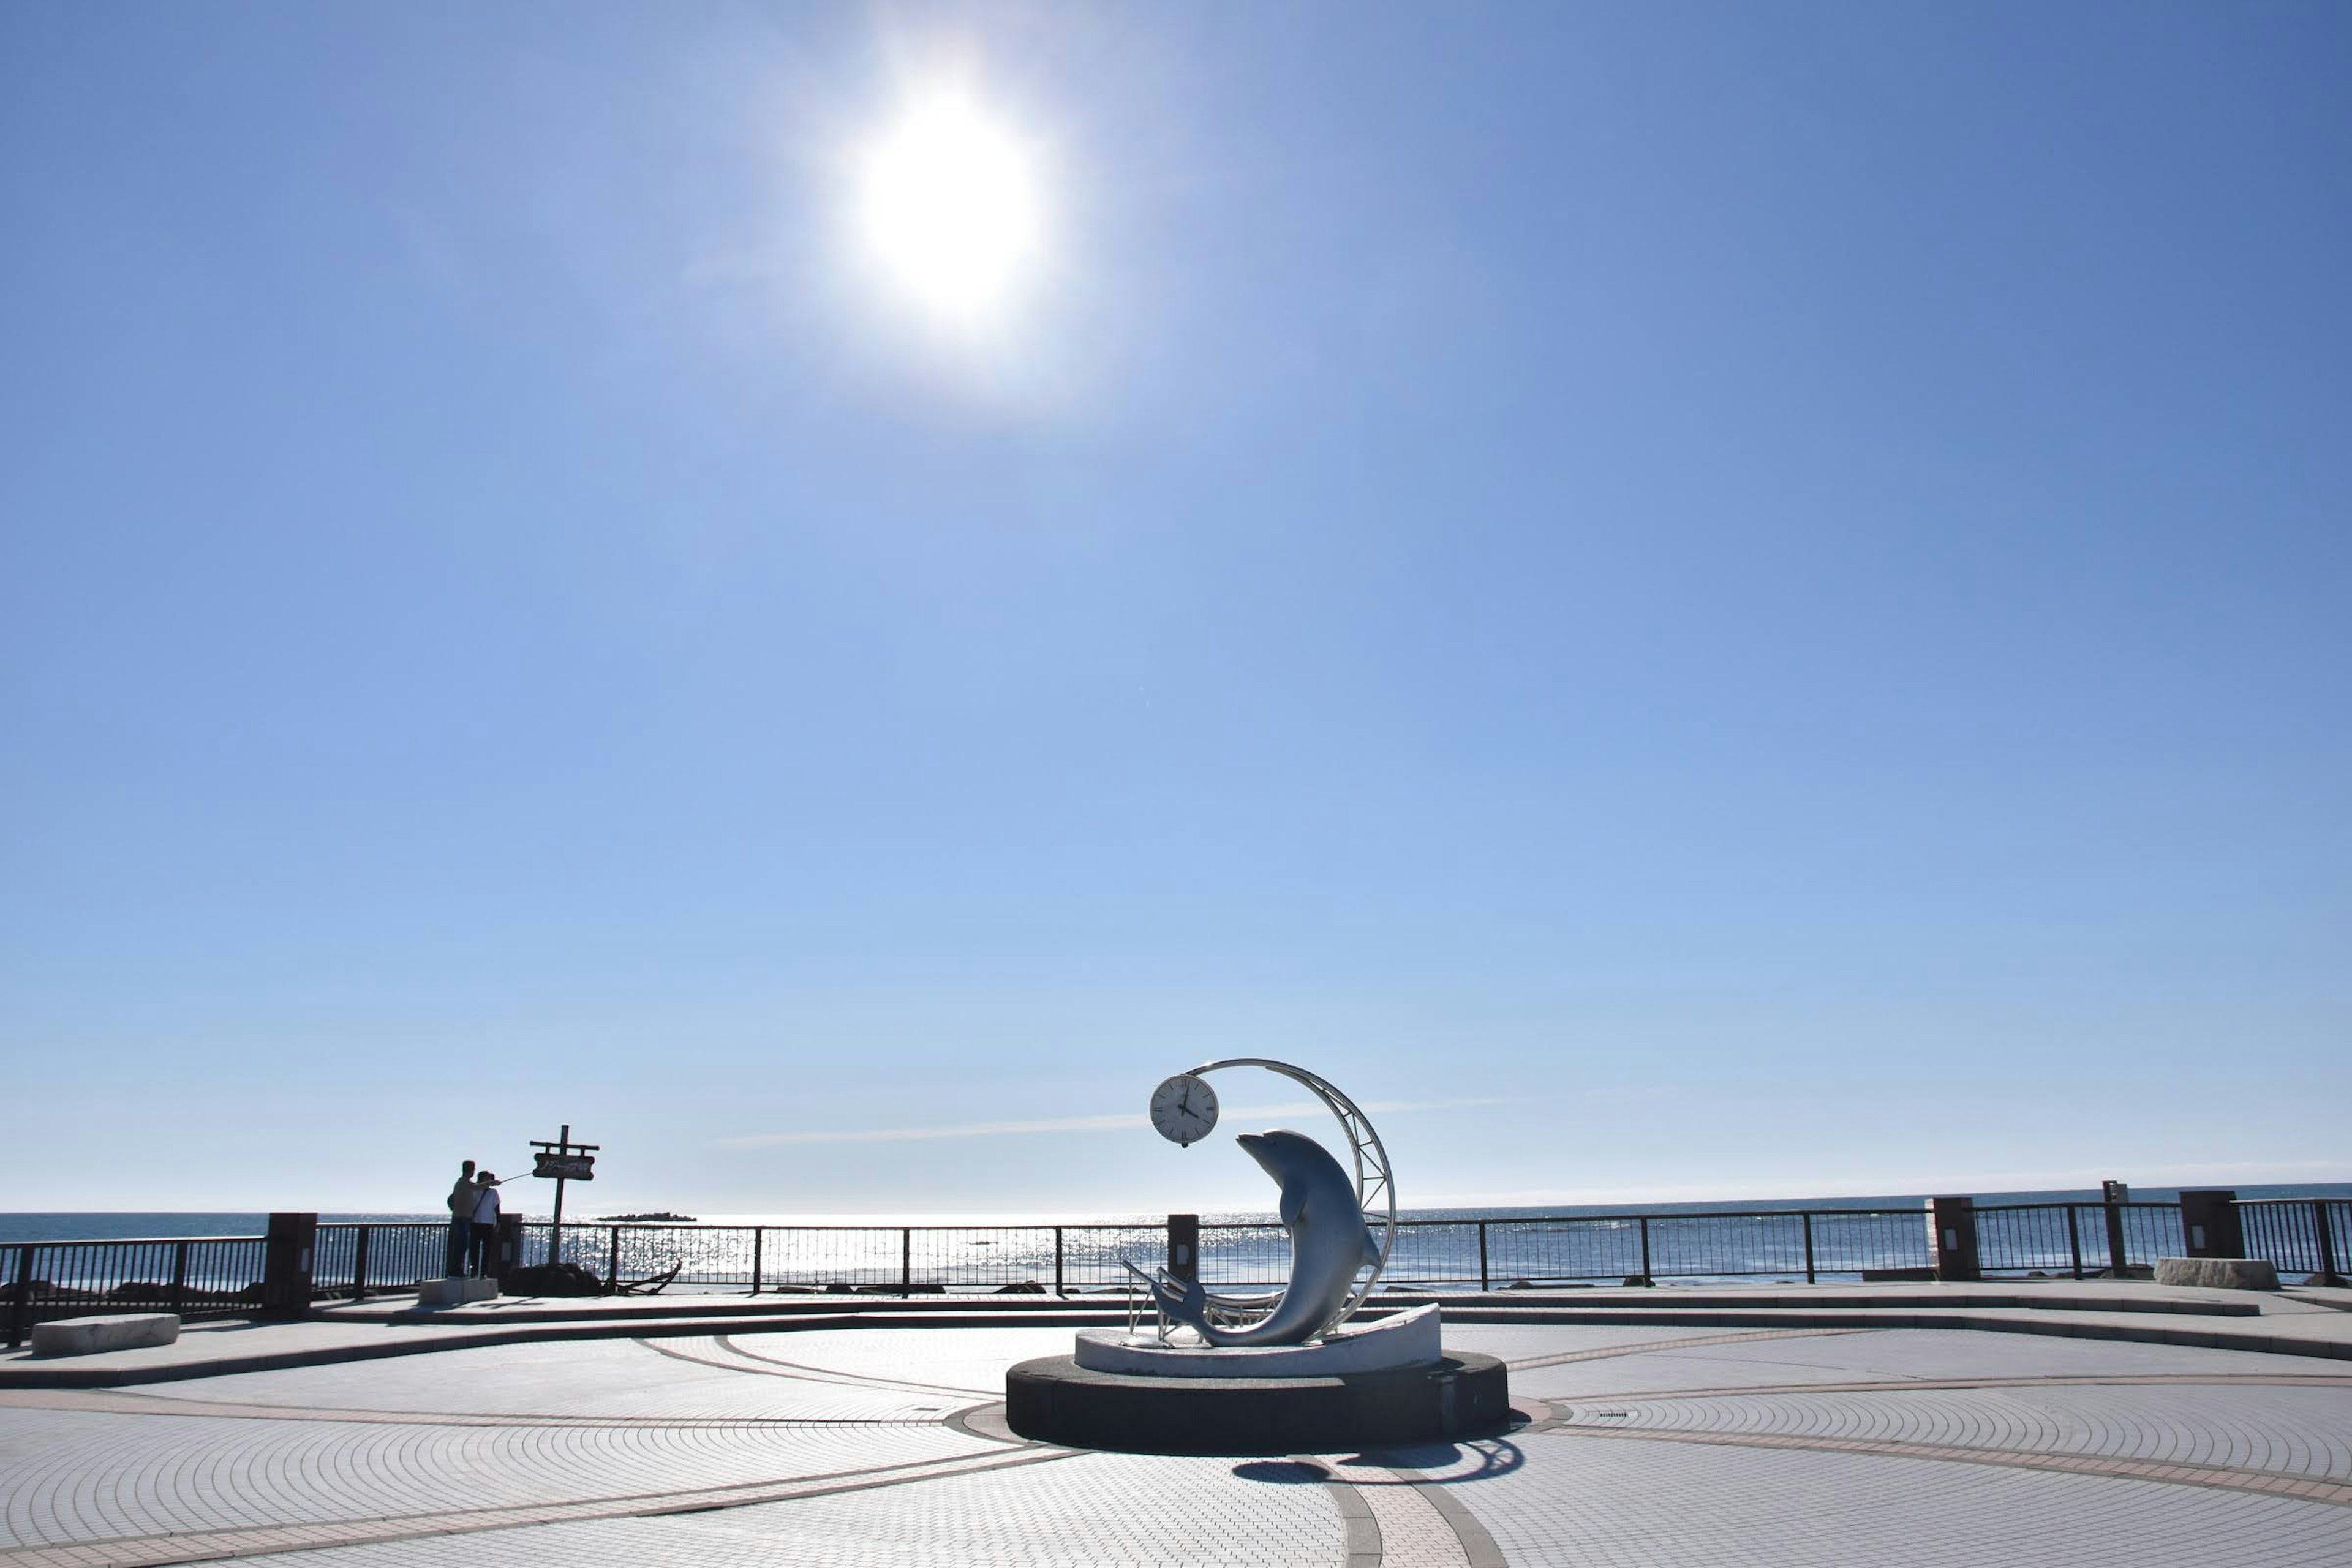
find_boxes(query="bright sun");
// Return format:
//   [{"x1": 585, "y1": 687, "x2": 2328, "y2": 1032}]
[{"x1": 857, "y1": 91, "x2": 1044, "y2": 326}]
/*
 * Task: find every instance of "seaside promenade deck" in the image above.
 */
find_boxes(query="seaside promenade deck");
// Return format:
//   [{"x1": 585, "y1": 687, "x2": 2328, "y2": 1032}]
[{"x1": 5, "y1": 1281, "x2": 2350, "y2": 1566}]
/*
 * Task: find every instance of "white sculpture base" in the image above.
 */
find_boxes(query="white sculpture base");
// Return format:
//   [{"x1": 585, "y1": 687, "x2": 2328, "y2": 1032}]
[{"x1": 1074, "y1": 1302, "x2": 1441, "y2": 1378}]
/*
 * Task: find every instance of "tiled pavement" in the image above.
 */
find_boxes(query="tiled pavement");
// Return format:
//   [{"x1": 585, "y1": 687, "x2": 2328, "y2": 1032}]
[{"x1": 6, "y1": 1309, "x2": 2352, "y2": 1565}]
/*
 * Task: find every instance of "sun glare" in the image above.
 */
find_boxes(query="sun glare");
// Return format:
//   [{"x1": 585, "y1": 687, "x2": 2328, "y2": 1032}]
[{"x1": 857, "y1": 91, "x2": 1044, "y2": 326}]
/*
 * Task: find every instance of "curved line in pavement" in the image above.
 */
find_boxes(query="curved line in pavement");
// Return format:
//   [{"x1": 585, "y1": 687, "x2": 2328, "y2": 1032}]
[
  {"x1": 712, "y1": 1334, "x2": 998, "y2": 1398},
  {"x1": 0, "y1": 1444, "x2": 1086, "y2": 1567},
  {"x1": 1532, "y1": 1419, "x2": 2352, "y2": 1507},
  {"x1": 1504, "y1": 1327, "x2": 1872, "y2": 1370}
]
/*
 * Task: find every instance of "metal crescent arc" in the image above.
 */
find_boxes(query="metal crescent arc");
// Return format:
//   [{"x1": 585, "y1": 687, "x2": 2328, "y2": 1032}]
[{"x1": 1184, "y1": 1058, "x2": 1396, "y2": 1336}]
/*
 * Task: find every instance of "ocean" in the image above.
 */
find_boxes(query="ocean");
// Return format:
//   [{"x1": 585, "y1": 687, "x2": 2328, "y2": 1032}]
[
  {"x1": 7, "y1": 1183, "x2": 2346, "y2": 1292},
  {"x1": 5, "y1": 1184, "x2": 2348, "y2": 1246}
]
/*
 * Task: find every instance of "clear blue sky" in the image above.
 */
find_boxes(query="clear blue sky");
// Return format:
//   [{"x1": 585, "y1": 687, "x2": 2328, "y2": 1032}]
[{"x1": 4, "y1": 3, "x2": 2345, "y2": 1216}]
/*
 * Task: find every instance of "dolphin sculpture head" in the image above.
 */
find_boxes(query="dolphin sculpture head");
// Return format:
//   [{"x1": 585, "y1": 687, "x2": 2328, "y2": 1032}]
[{"x1": 1148, "y1": 1127, "x2": 1380, "y2": 1347}]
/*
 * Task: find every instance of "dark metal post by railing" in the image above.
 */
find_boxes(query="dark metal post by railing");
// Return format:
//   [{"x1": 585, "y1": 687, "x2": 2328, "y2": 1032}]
[
  {"x1": 168, "y1": 1240, "x2": 189, "y2": 1316},
  {"x1": 1638, "y1": 1216, "x2": 1653, "y2": 1283},
  {"x1": 1478, "y1": 1221, "x2": 1491, "y2": 1292},
  {"x1": 2103, "y1": 1199, "x2": 2130, "y2": 1278},
  {"x1": 496, "y1": 1214, "x2": 523, "y2": 1286},
  {"x1": 1929, "y1": 1196, "x2": 1980, "y2": 1283},
  {"x1": 1054, "y1": 1227, "x2": 1065, "y2": 1297},
  {"x1": 1167, "y1": 1214, "x2": 1199, "y2": 1285},
  {"x1": 1801, "y1": 1212, "x2": 1817, "y2": 1284},
  {"x1": 352, "y1": 1226, "x2": 372, "y2": 1301},
  {"x1": 899, "y1": 1229, "x2": 912, "y2": 1295},
  {"x1": 748, "y1": 1229, "x2": 763, "y2": 1295},
  {"x1": 2179, "y1": 1190, "x2": 2242, "y2": 1258},
  {"x1": 7, "y1": 1245, "x2": 33, "y2": 1349},
  {"x1": 2066, "y1": 1205, "x2": 2084, "y2": 1280},
  {"x1": 262, "y1": 1213, "x2": 318, "y2": 1317},
  {"x1": 606, "y1": 1227, "x2": 620, "y2": 1292},
  {"x1": 2316, "y1": 1200, "x2": 2345, "y2": 1286}
]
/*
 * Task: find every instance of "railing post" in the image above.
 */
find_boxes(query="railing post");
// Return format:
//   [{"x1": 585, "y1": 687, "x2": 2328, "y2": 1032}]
[
  {"x1": 1801, "y1": 1212, "x2": 1817, "y2": 1284},
  {"x1": 2066, "y1": 1205, "x2": 2084, "y2": 1279},
  {"x1": 352, "y1": 1226, "x2": 372, "y2": 1300},
  {"x1": 1638, "y1": 1216, "x2": 1652, "y2": 1283},
  {"x1": 1478, "y1": 1221, "x2": 1491, "y2": 1292},
  {"x1": 2102, "y1": 1191, "x2": 2130, "y2": 1278},
  {"x1": 2179, "y1": 1190, "x2": 2241, "y2": 1258},
  {"x1": 749, "y1": 1228, "x2": 763, "y2": 1296},
  {"x1": 1928, "y1": 1196, "x2": 1979, "y2": 1283},
  {"x1": 168, "y1": 1240, "x2": 189, "y2": 1317},
  {"x1": 1167, "y1": 1214, "x2": 1199, "y2": 1284},
  {"x1": 2315, "y1": 1200, "x2": 2345, "y2": 1287},
  {"x1": 7, "y1": 1245, "x2": 32, "y2": 1349},
  {"x1": 262, "y1": 1213, "x2": 318, "y2": 1317},
  {"x1": 496, "y1": 1213, "x2": 523, "y2": 1287},
  {"x1": 1054, "y1": 1227, "x2": 1065, "y2": 1297},
  {"x1": 900, "y1": 1228, "x2": 911, "y2": 1295},
  {"x1": 605, "y1": 1226, "x2": 620, "y2": 1292}
]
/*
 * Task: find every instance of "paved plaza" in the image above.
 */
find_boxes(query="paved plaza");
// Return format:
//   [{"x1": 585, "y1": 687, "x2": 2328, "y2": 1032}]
[{"x1": 5, "y1": 1287, "x2": 2351, "y2": 1566}]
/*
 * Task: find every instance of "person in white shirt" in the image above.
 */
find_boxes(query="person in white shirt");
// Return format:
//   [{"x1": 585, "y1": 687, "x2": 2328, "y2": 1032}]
[{"x1": 468, "y1": 1172, "x2": 503, "y2": 1278}]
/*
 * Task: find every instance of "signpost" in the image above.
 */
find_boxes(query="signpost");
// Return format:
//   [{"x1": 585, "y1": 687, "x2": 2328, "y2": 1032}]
[{"x1": 530, "y1": 1125, "x2": 598, "y2": 1268}]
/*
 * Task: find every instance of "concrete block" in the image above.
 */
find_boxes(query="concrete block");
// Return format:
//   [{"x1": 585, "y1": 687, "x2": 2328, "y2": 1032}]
[
  {"x1": 417, "y1": 1276, "x2": 500, "y2": 1306},
  {"x1": 31, "y1": 1313, "x2": 180, "y2": 1356},
  {"x1": 2154, "y1": 1257, "x2": 2279, "y2": 1291}
]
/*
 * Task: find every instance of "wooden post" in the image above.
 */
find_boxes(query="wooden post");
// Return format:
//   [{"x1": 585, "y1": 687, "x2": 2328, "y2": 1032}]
[{"x1": 548, "y1": 1123, "x2": 570, "y2": 1267}]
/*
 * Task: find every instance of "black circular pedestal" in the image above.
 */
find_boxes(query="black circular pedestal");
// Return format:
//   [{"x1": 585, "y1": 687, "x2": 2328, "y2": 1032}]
[{"x1": 1003, "y1": 1352, "x2": 1511, "y2": 1455}]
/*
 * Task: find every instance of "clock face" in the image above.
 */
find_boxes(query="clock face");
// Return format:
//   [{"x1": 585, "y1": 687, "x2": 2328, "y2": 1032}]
[{"x1": 1149, "y1": 1073, "x2": 1219, "y2": 1147}]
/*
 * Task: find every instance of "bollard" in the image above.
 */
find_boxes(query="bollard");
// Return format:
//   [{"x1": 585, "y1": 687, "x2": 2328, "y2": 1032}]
[
  {"x1": 496, "y1": 1214, "x2": 524, "y2": 1286},
  {"x1": 1167, "y1": 1214, "x2": 1199, "y2": 1284},
  {"x1": 262, "y1": 1213, "x2": 318, "y2": 1317},
  {"x1": 1928, "y1": 1197, "x2": 1979, "y2": 1283},
  {"x1": 2101, "y1": 1180, "x2": 2131, "y2": 1278},
  {"x1": 2179, "y1": 1191, "x2": 2242, "y2": 1259}
]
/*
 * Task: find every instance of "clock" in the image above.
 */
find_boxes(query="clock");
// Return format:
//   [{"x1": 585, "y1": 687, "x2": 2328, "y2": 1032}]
[{"x1": 1149, "y1": 1072, "x2": 1219, "y2": 1147}]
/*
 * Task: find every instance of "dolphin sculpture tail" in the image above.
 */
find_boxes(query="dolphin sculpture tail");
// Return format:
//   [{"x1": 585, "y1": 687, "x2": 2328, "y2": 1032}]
[{"x1": 1148, "y1": 1270, "x2": 1212, "y2": 1335}]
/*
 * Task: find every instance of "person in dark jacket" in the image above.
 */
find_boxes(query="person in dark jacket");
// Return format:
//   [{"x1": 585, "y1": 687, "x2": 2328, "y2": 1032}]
[{"x1": 443, "y1": 1159, "x2": 477, "y2": 1277}]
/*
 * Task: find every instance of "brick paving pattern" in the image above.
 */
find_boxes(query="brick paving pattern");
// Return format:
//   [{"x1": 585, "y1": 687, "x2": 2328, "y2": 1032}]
[{"x1": 5, "y1": 1308, "x2": 2351, "y2": 1565}]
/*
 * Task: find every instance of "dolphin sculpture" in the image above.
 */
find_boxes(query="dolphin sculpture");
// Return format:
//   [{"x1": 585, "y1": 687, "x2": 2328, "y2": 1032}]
[{"x1": 1147, "y1": 1128, "x2": 1381, "y2": 1346}]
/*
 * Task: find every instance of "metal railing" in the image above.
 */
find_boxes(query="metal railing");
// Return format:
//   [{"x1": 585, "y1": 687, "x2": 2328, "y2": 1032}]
[
  {"x1": 1974, "y1": 1202, "x2": 2182, "y2": 1279},
  {"x1": 10, "y1": 1193, "x2": 2346, "y2": 1345},
  {"x1": 4, "y1": 1236, "x2": 268, "y2": 1345},
  {"x1": 2236, "y1": 1198, "x2": 2350, "y2": 1283},
  {"x1": 314, "y1": 1223, "x2": 451, "y2": 1299}
]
